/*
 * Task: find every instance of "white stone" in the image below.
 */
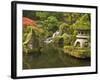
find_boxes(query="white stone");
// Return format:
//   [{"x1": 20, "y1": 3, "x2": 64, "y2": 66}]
[{"x1": 74, "y1": 38, "x2": 88, "y2": 48}]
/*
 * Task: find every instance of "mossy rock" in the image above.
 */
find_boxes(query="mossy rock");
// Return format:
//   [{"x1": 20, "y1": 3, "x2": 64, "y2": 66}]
[{"x1": 64, "y1": 46, "x2": 90, "y2": 59}]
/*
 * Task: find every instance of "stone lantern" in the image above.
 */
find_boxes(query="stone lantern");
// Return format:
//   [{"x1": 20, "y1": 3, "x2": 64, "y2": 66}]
[{"x1": 74, "y1": 29, "x2": 90, "y2": 48}]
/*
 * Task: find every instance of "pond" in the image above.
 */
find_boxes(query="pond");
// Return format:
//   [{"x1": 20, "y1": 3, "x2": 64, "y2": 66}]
[{"x1": 23, "y1": 44, "x2": 90, "y2": 69}]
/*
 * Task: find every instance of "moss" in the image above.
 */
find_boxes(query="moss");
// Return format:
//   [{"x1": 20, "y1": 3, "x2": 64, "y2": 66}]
[{"x1": 64, "y1": 46, "x2": 90, "y2": 58}]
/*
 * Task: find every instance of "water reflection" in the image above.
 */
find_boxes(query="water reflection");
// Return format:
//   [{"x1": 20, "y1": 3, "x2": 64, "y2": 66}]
[{"x1": 23, "y1": 44, "x2": 90, "y2": 69}]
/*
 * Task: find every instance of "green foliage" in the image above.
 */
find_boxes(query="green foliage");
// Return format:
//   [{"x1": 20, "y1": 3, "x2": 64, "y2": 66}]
[
  {"x1": 23, "y1": 26, "x2": 45, "y2": 54},
  {"x1": 35, "y1": 12, "x2": 62, "y2": 37},
  {"x1": 70, "y1": 30, "x2": 77, "y2": 45},
  {"x1": 44, "y1": 16, "x2": 58, "y2": 32},
  {"x1": 72, "y1": 14, "x2": 91, "y2": 30},
  {"x1": 62, "y1": 33, "x2": 70, "y2": 45},
  {"x1": 23, "y1": 26, "x2": 33, "y2": 44},
  {"x1": 63, "y1": 13, "x2": 83, "y2": 25},
  {"x1": 36, "y1": 12, "x2": 49, "y2": 20},
  {"x1": 53, "y1": 36, "x2": 62, "y2": 47},
  {"x1": 23, "y1": 11, "x2": 91, "y2": 59},
  {"x1": 23, "y1": 11, "x2": 36, "y2": 20},
  {"x1": 59, "y1": 23, "x2": 70, "y2": 34}
]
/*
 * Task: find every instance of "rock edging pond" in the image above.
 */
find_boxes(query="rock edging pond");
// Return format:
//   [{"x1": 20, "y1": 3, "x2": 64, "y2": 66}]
[{"x1": 63, "y1": 46, "x2": 91, "y2": 59}]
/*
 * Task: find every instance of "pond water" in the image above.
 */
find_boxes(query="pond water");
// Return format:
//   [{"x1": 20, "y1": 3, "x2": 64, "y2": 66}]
[{"x1": 23, "y1": 44, "x2": 90, "y2": 69}]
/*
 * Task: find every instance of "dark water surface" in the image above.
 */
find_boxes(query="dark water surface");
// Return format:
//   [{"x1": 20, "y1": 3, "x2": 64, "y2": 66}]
[{"x1": 23, "y1": 45, "x2": 90, "y2": 69}]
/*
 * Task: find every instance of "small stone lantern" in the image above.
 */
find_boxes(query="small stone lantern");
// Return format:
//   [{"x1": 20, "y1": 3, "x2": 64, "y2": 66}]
[{"x1": 74, "y1": 28, "x2": 90, "y2": 48}]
